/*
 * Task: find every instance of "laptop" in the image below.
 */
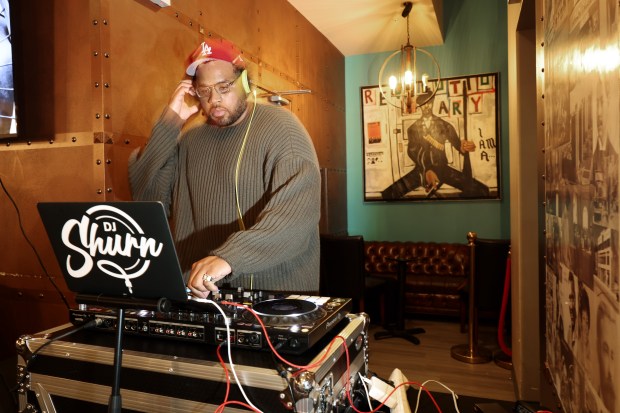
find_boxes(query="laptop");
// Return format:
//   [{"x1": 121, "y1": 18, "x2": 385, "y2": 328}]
[{"x1": 37, "y1": 202, "x2": 189, "y2": 302}]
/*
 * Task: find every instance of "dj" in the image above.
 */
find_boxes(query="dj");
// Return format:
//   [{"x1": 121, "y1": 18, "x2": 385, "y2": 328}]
[{"x1": 128, "y1": 39, "x2": 321, "y2": 298}]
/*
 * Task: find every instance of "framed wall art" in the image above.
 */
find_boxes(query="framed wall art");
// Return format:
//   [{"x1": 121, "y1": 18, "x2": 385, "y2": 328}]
[{"x1": 361, "y1": 72, "x2": 501, "y2": 202}]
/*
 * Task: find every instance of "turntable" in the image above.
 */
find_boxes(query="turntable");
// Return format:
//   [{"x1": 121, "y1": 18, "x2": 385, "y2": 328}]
[{"x1": 69, "y1": 290, "x2": 352, "y2": 355}]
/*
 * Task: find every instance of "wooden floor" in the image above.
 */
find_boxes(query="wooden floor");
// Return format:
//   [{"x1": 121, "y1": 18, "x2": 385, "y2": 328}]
[{"x1": 366, "y1": 317, "x2": 517, "y2": 402}]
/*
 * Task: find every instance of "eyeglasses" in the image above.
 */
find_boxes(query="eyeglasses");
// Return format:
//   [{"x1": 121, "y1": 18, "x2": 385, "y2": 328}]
[{"x1": 192, "y1": 73, "x2": 241, "y2": 100}]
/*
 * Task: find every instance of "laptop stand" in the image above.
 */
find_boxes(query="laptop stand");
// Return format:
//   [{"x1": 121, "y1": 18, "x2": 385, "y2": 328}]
[{"x1": 76, "y1": 294, "x2": 172, "y2": 413}]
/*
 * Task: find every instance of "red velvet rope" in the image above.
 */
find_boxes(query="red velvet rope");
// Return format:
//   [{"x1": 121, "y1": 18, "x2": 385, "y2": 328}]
[{"x1": 498, "y1": 254, "x2": 512, "y2": 357}]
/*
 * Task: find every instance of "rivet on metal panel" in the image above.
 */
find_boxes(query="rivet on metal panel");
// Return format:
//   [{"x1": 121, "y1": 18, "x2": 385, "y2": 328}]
[
  {"x1": 27, "y1": 141, "x2": 31, "y2": 145},
  {"x1": 97, "y1": 189, "x2": 103, "y2": 194},
  {"x1": 125, "y1": 139, "x2": 130, "y2": 144},
  {"x1": 93, "y1": 51, "x2": 99, "y2": 57},
  {"x1": 107, "y1": 188, "x2": 112, "y2": 193},
  {"x1": 106, "y1": 159, "x2": 112, "y2": 164},
  {"x1": 541, "y1": 121, "x2": 545, "y2": 126},
  {"x1": 96, "y1": 113, "x2": 101, "y2": 119},
  {"x1": 49, "y1": 139, "x2": 54, "y2": 144},
  {"x1": 95, "y1": 82, "x2": 100, "y2": 88},
  {"x1": 4, "y1": 142, "x2": 9, "y2": 146},
  {"x1": 104, "y1": 113, "x2": 110, "y2": 119},
  {"x1": 189, "y1": 21, "x2": 192, "y2": 26},
  {"x1": 104, "y1": 83, "x2": 110, "y2": 88},
  {"x1": 39, "y1": 293, "x2": 44, "y2": 298},
  {"x1": 93, "y1": 19, "x2": 98, "y2": 25},
  {"x1": 103, "y1": 19, "x2": 108, "y2": 25},
  {"x1": 541, "y1": 42, "x2": 544, "y2": 47},
  {"x1": 72, "y1": 137, "x2": 77, "y2": 142},
  {"x1": 96, "y1": 159, "x2": 102, "y2": 165},
  {"x1": 104, "y1": 52, "x2": 110, "y2": 58},
  {"x1": 541, "y1": 94, "x2": 545, "y2": 99},
  {"x1": 541, "y1": 67, "x2": 544, "y2": 72},
  {"x1": 175, "y1": 12, "x2": 179, "y2": 17}
]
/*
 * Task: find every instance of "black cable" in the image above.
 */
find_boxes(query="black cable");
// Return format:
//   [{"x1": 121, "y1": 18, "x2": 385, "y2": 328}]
[
  {"x1": 270, "y1": 352, "x2": 298, "y2": 413},
  {"x1": 26, "y1": 318, "x2": 101, "y2": 369},
  {"x1": 0, "y1": 176, "x2": 71, "y2": 309},
  {"x1": 11, "y1": 318, "x2": 101, "y2": 397}
]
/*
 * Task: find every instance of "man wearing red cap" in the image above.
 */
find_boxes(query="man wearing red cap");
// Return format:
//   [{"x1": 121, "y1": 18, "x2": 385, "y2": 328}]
[{"x1": 129, "y1": 39, "x2": 321, "y2": 298}]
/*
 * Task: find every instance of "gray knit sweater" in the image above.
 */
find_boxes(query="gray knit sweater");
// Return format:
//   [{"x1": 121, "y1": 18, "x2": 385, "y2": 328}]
[{"x1": 128, "y1": 103, "x2": 321, "y2": 292}]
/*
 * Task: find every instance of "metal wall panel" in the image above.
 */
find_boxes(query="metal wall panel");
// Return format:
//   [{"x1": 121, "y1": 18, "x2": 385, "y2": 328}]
[{"x1": 0, "y1": 0, "x2": 348, "y2": 360}]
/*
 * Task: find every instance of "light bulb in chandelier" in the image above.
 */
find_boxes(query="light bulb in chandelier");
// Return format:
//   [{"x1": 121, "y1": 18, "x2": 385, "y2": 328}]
[
  {"x1": 389, "y1": 75, "x2": 398, "y2": 91},
  {"x1": 404, "y1": 70, "x2": 413, "y2": 87}
]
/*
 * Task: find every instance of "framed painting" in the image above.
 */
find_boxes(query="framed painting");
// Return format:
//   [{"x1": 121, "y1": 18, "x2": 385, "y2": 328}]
[{"x1": 361, "y1": 72, "x2": 501, "y2": 201}]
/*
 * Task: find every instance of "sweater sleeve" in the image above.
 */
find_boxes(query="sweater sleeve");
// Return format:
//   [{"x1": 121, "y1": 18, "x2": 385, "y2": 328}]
[
  {"x1": 211, "y1": 124, "x2": 321, "y2": 276},
  {"x1": 128, "y1": 108, "x2": 184, "y2": 215}
]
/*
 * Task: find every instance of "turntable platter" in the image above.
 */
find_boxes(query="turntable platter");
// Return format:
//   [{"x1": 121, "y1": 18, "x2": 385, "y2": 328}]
[
  {"x1": 243, "y1": 298, "x2": 327, "y2": 326},
  {"x1": 252, "y1": 299, "x2": 317, "y2": 317}
]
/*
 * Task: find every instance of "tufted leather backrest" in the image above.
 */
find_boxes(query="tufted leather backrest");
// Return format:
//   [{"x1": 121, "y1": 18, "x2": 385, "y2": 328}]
[{"x1": 364, "y1": 241, "x2": 469, "y2": 277}]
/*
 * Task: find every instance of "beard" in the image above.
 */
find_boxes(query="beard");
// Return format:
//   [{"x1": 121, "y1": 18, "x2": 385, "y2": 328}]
[{"x1": 208, "y1": 98, "x2": 248, "y2": 127}]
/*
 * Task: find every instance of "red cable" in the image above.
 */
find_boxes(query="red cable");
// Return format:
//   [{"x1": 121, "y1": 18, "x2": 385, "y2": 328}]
[
  {"x1": 219, "y1": 301, "x2": 444, "y2": 412},
  {"x1": 498, "y1": 255, "x2": 512, "y2": 357}
]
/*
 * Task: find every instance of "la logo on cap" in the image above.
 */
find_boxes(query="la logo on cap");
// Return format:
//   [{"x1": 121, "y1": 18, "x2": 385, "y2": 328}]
[{"x1": 200, "y1": 42, "x2": 212, "y2": 57}]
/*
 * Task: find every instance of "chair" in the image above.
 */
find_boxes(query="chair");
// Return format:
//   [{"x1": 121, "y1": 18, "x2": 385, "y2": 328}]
[{"x1": 319, "y1": 234, "x2": 386, "y2": 324}]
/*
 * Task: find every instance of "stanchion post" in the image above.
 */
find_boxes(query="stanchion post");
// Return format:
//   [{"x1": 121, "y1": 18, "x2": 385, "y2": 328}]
[{"x1": 450, "y1": 231, "x2": 492, "y2": 364}]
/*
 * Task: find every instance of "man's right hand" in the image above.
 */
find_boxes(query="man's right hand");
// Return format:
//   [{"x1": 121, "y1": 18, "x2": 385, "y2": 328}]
[
  {"x1": 424, "y1": 169, "x2": 440, "y2": 192},
  {"x1": 167, "y1": 79, "x2": 200, "y2": 121}
]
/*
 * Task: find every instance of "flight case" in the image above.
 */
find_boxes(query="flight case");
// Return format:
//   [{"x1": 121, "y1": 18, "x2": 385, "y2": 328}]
[{"x1": 16, "y1": 313, "x2": 369, "y2": 413}]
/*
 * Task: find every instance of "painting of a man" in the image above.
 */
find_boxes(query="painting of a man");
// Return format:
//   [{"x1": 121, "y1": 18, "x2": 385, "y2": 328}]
[
  {"x1": 381, "y1": 91, "x2": 490, "y2": 199},
  {"x1": 362, "y1": 73, "x2": 500, "y2": 201}
]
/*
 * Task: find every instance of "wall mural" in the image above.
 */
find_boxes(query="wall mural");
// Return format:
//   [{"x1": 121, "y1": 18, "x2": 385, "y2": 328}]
[
  {"x1": 543, "y1": 0, "x2": 619, "y2": 412},
  {"x1": 361, "y1": 73, "x2": 501, "y2": 202}
]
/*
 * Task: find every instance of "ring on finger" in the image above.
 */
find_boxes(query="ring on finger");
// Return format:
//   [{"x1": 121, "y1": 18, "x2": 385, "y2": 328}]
[{"x1": 202, "y1": 274, "x2": 213, "y2": 283}]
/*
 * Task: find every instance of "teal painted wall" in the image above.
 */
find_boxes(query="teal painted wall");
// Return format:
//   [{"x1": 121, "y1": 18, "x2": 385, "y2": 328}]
[{"x1": 344, "y1": 0, "x2": 510, "y2": 243}]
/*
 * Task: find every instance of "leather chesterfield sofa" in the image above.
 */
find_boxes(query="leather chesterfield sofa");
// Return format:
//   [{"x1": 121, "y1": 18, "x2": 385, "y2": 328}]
[{"x1": 363, "y1": 241, "x2": 469, "y2": 329}]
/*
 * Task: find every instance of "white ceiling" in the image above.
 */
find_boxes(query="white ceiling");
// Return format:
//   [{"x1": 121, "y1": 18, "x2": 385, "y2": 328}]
[{"x1": 286, "y1": 0, "x2": 444, "y2": 57}]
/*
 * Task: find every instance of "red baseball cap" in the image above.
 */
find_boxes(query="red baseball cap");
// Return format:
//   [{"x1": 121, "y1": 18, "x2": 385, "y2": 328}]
[{"x1": 185, "y1": 39, "x2": 246, "y2": 76}]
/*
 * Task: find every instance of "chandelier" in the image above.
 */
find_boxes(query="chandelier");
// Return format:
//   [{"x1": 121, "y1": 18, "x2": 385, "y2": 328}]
[{"x1": 378, "y1": 1, "x2": 441, "y2": 114}]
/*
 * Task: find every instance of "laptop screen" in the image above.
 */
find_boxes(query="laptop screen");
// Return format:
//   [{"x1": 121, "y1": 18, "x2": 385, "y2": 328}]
[{"x1": 37, "y1": 202, "x2": 189, "y2": 302}]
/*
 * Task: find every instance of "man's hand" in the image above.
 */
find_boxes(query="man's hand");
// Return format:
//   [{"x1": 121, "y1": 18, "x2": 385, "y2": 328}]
[
  {"x1": 460, "y1": 140, "x2": 476, "y2": 152},
  {"x1": 167, "y1": 79, "x2": 200, "y2": 121},
  {"x1": 187, "y1": 256, "x2": 232, "y2": 298},
  {"x1": 424, "y1": 169, "x2": 440, "y2": 192}
]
